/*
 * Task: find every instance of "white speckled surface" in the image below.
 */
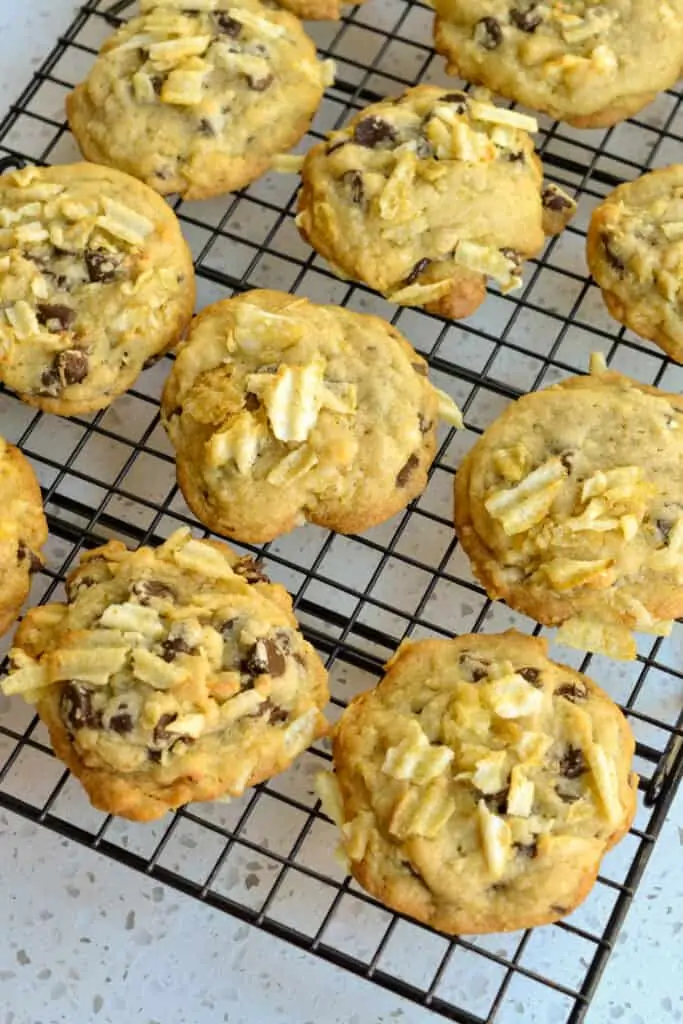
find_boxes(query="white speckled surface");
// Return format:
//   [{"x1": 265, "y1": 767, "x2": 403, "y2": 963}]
[{"x1": 0, "y1": 2, "x2": 681, "y2": 1023}]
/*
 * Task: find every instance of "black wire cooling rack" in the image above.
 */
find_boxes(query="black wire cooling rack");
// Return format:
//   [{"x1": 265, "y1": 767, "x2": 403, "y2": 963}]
[{"x1": 0, "y1": 1, "x2": 682, "y2": 1021}]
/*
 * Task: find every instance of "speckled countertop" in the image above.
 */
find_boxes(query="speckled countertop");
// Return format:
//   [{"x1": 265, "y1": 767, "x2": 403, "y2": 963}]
[{"x1": 0, "y1": 3, "x2": 682, "y2": 1023}]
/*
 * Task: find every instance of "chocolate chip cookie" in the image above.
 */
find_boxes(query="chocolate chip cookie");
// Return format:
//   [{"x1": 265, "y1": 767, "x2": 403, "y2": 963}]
[
  {"x1": 455, "y1": 362, "x2": 683, "y2": 660},
  {"x1": 587, "y1": 166, "x2": 683, "y2": 363},
  {"x1": 317, "y1": 631, "x2": 637, "y2": 934},
  {"x1": 433, "y1": 1, "x2": 683, "y2": 128},
  {"x1": 1, "y1": 527, "x2": 328, "y2": 821},
  {"x1": 0, "y1": 437, "x2": 47, "y2": 636},
  {"x1": 0, "y1": 162, "x2": 194, "y2": 416},
  {"x1": 67, "y1": 1, "x2": 334, "y2": 200},
  {"x1": 160, "y1": 289, "x2": 463, "y2": 542},
  {"x1": 295, "y1": 85, "x2": 575, "y2": 318}
]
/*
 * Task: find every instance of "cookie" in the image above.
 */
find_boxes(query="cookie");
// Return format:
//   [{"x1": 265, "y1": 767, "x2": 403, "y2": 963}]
[
  {"x1": 587, "y1": 166, "x2": 683, "y2": 364},
  {"x1": 67, "y1": 1, "x2": 334, "y2": 200},
  {"x1": 295, "y1": 85, "x2": 575, "y2": 319},
  {"x1": 0, "y1": 437, "x2": 47, "y2": 637},
  {"x1": 160, "y1": 289, "x2": 463, "y2": 542},
  {"x1": 454, "y1": 361, "x2": 683, "y2": 660},
  {"x1": 317, "y1": 631, "x2": 637, "y2": 934},
  {"x1": 433, "y1": 1, "x2": 683, "y2": 129},
  {"x1": 1, "y1": 527, "x2": 328, "y2": 821},
  {"x1": 0, "y1": 162, "x2": 194, "y2": 416}
]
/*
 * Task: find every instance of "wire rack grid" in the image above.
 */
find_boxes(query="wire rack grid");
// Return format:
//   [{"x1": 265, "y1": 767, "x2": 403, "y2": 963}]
[{"x1": 0, "y1": 1, "x2": 681, "y2": 1021}]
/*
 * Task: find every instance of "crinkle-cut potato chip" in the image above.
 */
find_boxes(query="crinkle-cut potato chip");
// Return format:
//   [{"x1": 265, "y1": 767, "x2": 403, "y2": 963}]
[
  {"x1": 0, "y1": 526, "x2": 329, "y2": 821},
  {"x1": 455, "y1": 368, "x2": 683, "y2": 658},
  {"x1": 161, "y1": 289, "x2": 462, "y2": 543},
  {"x1": 325, "y1": 631, "x2": 637, "y2": 934}
]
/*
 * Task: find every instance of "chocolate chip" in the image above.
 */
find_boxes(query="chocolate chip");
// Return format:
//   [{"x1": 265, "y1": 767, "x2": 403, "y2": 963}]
[
  {"x1": 559, "y1": 450, "x2": 576, "y2": 473},
  {"x1": 459, "y1": 652, "x2": 490, "y2": 682},
  {"x1": 109, "y1": 711, "x2": 134, "y2": 734},
  {"x1": 484, "y1": 787, "x2": 509, "y2": 814},
  {"x1": 542, "y1": 185, "x2": 573, "y2": 211},
  {"x1": 36, "y1": 303, "x2": 75, "y2": 332},
  {"x1": 396, "y1": 453, "x2": 420, "y2": 487},
  {"x1": 418, "y1": 412, "x2": 433, "y2": 435},
  {"x1": 555, "y1": 681, "x2": 588, "y2": 703},
  {"x1": 244, "y1": 391, "x2": 260, "y2": 411},
  {"x1": 60, "y1": 683, "x2": 101, "y2": 731},
  {"x1": 404, "y1": 257, "x2": 431, "y2": 286},
  {"x1": 515, "y1": 839, "x2": 538, "y2": 858},
  {"x1": 656, "y1": 518, "x2": 673, "y2": 545},
  {"x1": 412, "y1": 362, "x2": 428, "y2": 376},
  {"x1": 66, "y1": 574, "x2": 96, "y2": 600},
  {"x1": 551, "y1": 904, "x2": 568, "y2": 914},
  {"x1": 198, "y1": 118, "x2": 215, "y2": 137},
  {"x1": 243, "y1": 636, "x2": 288, "y2": 678},
  {"x1": 17, "y1": 541, "x2": 41, "y2": 574},
  {"x1": 500, "y1": 247, "x2": 522, "y2": 271},
  {"x1": 153, "y1": 712, "x2": 177, "y2": 744},
  {"x1": 506, "y1": 151, "x2": 525, "y2": 163},
  {"x1": 519, "y1": 667, "x2": 542, "y2": 687},
  {"x1": 556, "y1": 785, "x2": 581, "y2": 804},
  {"x1": 341, "y1": 170, "x2": 364, "y2": 204},
  {"x1": 474, "y1": 16, "x2": 503, "y2": 49},
  {"x1": 148, "y1": 749, "x2": 163, "y2": 763},
  {"x1": 441, "y1": 91, "x2": 468, "y2": 113},
  {"x1": 150, "y1": 75, "x2": 164, "y2": 96},
  {"x1": 51, "y1": 349, "x2": 89, "y2": 386},
  {"x1": 352, "y1": 116, "x2": 398, "y2": 149},
  {"x1": 559, "y1": 746, "x2": 587, "y2": 779},
  {"x1": 214, "y1": 12, "x2": 242, "y2": 35},
  {"x1": 248, "y1": 73, "x2": 273, "y2": 92},
  {"x1": 160, "y1": 635, "x2": 197, "y2": 662},
  {"x1": 131, "y1": 579, "x2": 176, "y2": 605},
  {"x1": 232, "y1": 556, "x2": 269, "y2": 584},
  {"x1": 415, "y1": 135, "x2": 434, "y2": 159},
  {"x1": 251, "y1": 697, "x2": 289, "y2": 724},
  {"x1": 218, "y1": 618, "x2": 238, "y2": 638},
  {"x1": 510, "y1": 6, "x2": 542, "y2": 31},
  {"x1": 601, "y1": 233, "x2": 625, "y2": 273},
  {"x1": 85, "y1": 248, "x2": 122, "y2": 284}
]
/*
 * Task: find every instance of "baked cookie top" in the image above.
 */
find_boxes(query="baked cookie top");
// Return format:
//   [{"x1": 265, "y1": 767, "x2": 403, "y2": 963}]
[
  {"x1": 318, "y1": 631, "x2": 637, "y2": 934},
  {"x1": 0, "y1": 162, "x2": 194, "y2": 415},
  {"x1": 161, "y1": 289, "x2": 463, "y2": 542},
  {"x1": 433, "y1": 0, "x2": 683, "y2": 128},
  {"x1": 455, "y1": 363, "x2": 683, "y2": 660},
  {"x1": 274, "y1": 0, "x2": 365, "y2": 18},
  {"x1": 67, "y1": 1, "x2": 333, "y2": 200},
  {"x1": 2, "y1": 527, "x2": 328, "y2": 821},
  {"x1": 0, "y1": 437, "x2": 47, "y2": 637},
  {"x1": 296, "y1": 85, "x2": 574, "y2": 318},
  {"x1": 587, "y1": 166, "x2": 683, "y2": 363}
]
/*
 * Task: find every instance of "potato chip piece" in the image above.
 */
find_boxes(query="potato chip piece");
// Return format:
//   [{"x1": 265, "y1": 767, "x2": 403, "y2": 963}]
[
  {"x1": 220, "y1": 689, "x2": 265, "y2": 724},
  {"x1": 586, "y1": 743, "x2": 622, "y2": 827},
  {"x1": 5, "y1": 300, "x2": 41, "y2": 339},
  {"x1": 206, "y1": 413, "x2": 267, "y2": 475},
  {"x1": 435, "y1": 387, "x2": 463, "y2": 428},
  {"x1": 49, "y1": 648, "x2": 128, "y2": 685},
  {"x1": 389, "y1": 779, "x2": 456, "y2": 839},
  {"x1": 253, "y1": 361, "x2": 325, "y2": 443},
  {"x1": 283, "y1": 706, "x2": 319, "y2": 755},
  {"x1": 478, "y1": 800, "x2": 511, "y2": 879},
  {"x1": 148, "y1": 35, "x2": 211, "y2": 67},
  {"x1": 161, "y1": 66, "x2": 207, "y2": 105},
  {"x1": 492, "y1": 444, "x2": 531, "y2": 483},
  {"x1": 556, "y1": 617, "x2": 636, "y2": 660},
  {"x1": 97, "y1": 197, "x2": 154, "y2": 246},
  {"x1": 1, "y1": 654, "x2": 48, "y2": 696},
  {"x1": 471, "y1": 749, "x2": 509, "y2": 794},
  {"x1": 342, "y1": 811, "x2": 374, "y2": 861},
  {"x1": 320, "y1": 381, "x2": 357, "y2": 415},
  {"x1": 542, "y1": 557, "x2": 613, "y2": 590},
  {"x1": 382, "y1": 719, "x2": 454, "y2": 783},
  {"x1": 486, "y1": 456, "x2": 566, "y2": 520},
  {"x1": 506, "y1": 765, "x2": 534, "y2": 817},
  {"x1": 132, "y1": 648, "x2": 187, "y2": 689},
  {"x1": 172, "y1": 538, "x2": 238, "y2": 580},
  {"x1": 379, "y1": 152, "x2": 417, "y2": 222},
  {"x1": 271, "y1": 154, "x2": 306, "y2": 174},
  {"x1": 468, "y1": 101, "x2": 537, "y2": 133},
  {"x1": 100, "y1": 602, "x2": 164, "y2": 639},
  {"x1": 454, "y1": 239, "x2": 521, "y2": 290},
  {"x1": 266, "y1": 446, "x2": 319, "y2": 486},
  {"x1": 315, "y1": 770, "x2": 344, "y2": 827},
  {"x1": 487, "y1": 673, "x2": 544, "y2": 719},
  {"x1": 387, "y1": 277, "x2": 454, "y2": 306},
  {"x1": 165, "y1": 712, "x2": 206, "y2": 738}
]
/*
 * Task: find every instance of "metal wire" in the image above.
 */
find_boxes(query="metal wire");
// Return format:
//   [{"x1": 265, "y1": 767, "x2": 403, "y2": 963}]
[{"x1": 0, "y1": 1, "x2": 681, "y2": 1021}]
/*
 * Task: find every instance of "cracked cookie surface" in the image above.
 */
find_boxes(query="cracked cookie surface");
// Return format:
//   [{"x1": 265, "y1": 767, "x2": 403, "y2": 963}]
[
  {"x1": 433, "y1": 0, "x2": 683, "y2": 128},
  {"x1": 0, "y1": 162, "x2": 194, "y2": 415},
  {"x1": 296, "y1": 85, "x2": 574, "y2": 318},
  {"x1": 318, "y1": 631, "x2": 637, "y2": 934},
  {"x1": 587, "y1": 166, "x2": 683, "y2": 364},
  {"x1": 67, "y1": 0, "x2": 333, "y2": 199},
  {"x1": 454, "y1": 365, "x2": 683, "y2": 659},
  {"x1": 161, "y1": 289, "x2": 463, "y2": 542},
  {"x1": 1, "y1": 527, "x2": 328, "y2": 820},
  {"x1": 0, "y1": 437, "x2": 47, "y2": 637}
]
